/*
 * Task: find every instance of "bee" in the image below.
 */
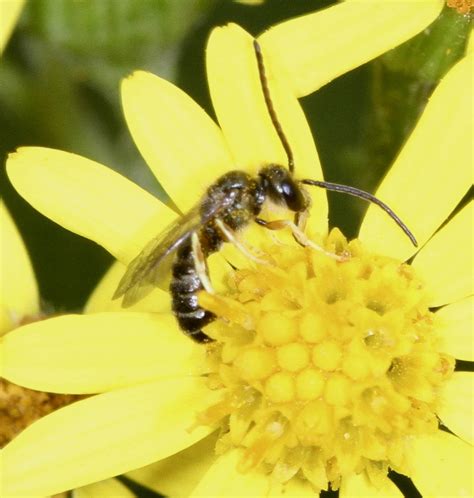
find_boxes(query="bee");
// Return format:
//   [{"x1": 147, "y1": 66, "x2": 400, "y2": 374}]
[{"x1": 113, "y1": 40, "x2": 417, "y2": 343}]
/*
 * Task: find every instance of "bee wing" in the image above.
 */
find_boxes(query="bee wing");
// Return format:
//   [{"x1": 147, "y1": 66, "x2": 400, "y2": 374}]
[
  {"x1": 113, "y1": 195, "x2": 229, "y2": 308},
  {"x1": 112, "y1": 204, "x2": 203, "y2": 307}
]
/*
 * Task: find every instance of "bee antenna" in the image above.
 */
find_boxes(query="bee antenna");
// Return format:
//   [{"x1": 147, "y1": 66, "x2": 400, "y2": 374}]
[
  {"x1": 253, "y1": 39, "x2": 295, "y2": 174},
  {"x1": 301, "y1": 179, "x2": 418, "y2": 247}
]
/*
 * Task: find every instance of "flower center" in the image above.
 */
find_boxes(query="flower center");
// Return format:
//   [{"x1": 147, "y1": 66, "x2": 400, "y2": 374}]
[
  {"x1": 198, "y1": 228, "x2": 454, "y2": 491},
  {"x1": 0, "y1": 379, "x2": 83, "y2": 447}
]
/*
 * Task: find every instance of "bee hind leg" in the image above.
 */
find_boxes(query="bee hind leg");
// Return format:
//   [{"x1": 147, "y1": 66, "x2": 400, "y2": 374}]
[{"x1": 191, "y1": 232, "x2": 214, "y2": 293}]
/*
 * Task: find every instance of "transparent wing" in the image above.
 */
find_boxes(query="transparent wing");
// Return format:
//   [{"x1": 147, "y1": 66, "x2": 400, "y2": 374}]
[
  {"x1": 113, "y1": 204, "x2": 202, "y2": 307},
  {"x1": 113, "y1": 195, "x2": 229, "y2": 308}
]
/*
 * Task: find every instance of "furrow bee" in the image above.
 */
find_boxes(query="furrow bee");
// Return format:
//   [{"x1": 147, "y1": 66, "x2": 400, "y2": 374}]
[{"x1": 113, "y1": 40, "x2": 417, "y2": 343}]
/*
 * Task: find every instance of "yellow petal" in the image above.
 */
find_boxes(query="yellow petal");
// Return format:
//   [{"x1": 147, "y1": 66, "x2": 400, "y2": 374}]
[
  {"x1": 435, "y1": 296, "x2": 473, "y2": 361},
  {"x1": 438, "y1": 372, "x2": 473, "y2": 444},
  {"x1": 359, "y1": 53, "x2": 473, "y2": 261},
  {"x1": 0, "y1": 0, "x2": 25, "y2": 55},
  {"x1": 75, "y1": 478, "x2": 134, "y2": 498},
  {"x1": 207, "y1": 24, "x2": 328, "y2": 233},
  {"x1": 411, "y1": 201, "x2": 473, "y2": 307},
  {"x1": 341, "y1": 472, "x2": 401, "y2": 498},
  {"x1": 85, "y1": 261, "x2": 170, "y2": 314},
  {"x1": 189, "y1": 448, "x2": 270, "y2": 497},
  {"x1": 6, "y1": 147, "x2": 177, "y2": 265},
  {"x1": 234, "y1": 0, "x2": 264, "y2": 4},
  {"x1": 408, "y1": 431, "x2": 473, "y2": 497},
  {"x1": 259, "y1": 0, "x2": 443, "y2": 97},
  {"x1": 121, "y1": 71, "x2": 234, "y2": 211},
  {"x1": 1, "y1": 496, "x2": 44, "y2": 498},
  {"x1": 467, "y1": 30, "x2": 473, "y2": 54},
  {"x1": 127, "y1": 433, "x2": 218, "y2": 498},
  {"x1": 0, "y1": 201, "x2": 39, "y2": 335},
  {"x1": 1, "y1": 377, "x2": 218, "y2": 496},
  {"x1": 1, "y1": 312, "x2": 206, "y2": 393}
]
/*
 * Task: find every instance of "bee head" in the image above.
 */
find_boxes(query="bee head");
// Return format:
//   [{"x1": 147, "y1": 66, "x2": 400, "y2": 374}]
[{"x1": 259, "y1": 164, "x2": 307, "y2": 212}]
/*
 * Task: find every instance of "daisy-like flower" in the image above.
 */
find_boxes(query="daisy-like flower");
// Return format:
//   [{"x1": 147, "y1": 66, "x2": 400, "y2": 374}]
[
  {"x1": 1, "y1": 203, "x2": 63, "y2": 450},
  {"x1": 0, "y1": 205, "x2": 136, "y2": 497},
  {"x1": 2, "y1": 1, "x2": 472, "y2": 497}
]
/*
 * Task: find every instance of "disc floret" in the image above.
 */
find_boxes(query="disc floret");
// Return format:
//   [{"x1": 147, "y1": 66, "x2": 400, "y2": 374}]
[{"x1": 198, "y1": 229, "x2": 454, "y2": 491}]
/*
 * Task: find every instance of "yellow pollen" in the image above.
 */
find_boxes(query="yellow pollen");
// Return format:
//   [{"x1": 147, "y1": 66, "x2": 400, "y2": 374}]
[
  {"x1": 0, "y1": 379, "x2": 84, "y2": 446},
  {"x1": 447, "y1": 0, "x2": 473, "y2": 14},
  {"x1": 295, "y1": 400, "x2": 332, "y2": 438},
  {"x1": 324, "y1": 374, "x2": 351, "y2": 406},
  {"x1": 234, "y1": 347, "x2": 276, "y2": 381},
  {"x1": 295, "y1": 368, "x2": 325, "y2": 400},
  {"x1": 299, "y1": 312, "x2": 326, "y2": 343},
  {"x1": 341, "y1": 349, "x2": 371, "y2": 380},
  {"x1": 259, "y1": 312, "x2": 298, "y2": 345},
  {"x1": 277, "y1": 342, "x2": 310, "y2": 372},
  {"x1": 312, "y1": 340, "x2": 342, "y2": 371},
  {"x1": 265, "y1": 372, "x2": 295, "y2": 403},
  {"x1": 198, "y1": 228, "x2": 455, "y2": 492}
]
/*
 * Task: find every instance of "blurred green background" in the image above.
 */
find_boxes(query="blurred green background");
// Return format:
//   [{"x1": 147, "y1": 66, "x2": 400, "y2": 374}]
[{"x1": 0, "y1": 0, "x2": 470, "y2": 315}]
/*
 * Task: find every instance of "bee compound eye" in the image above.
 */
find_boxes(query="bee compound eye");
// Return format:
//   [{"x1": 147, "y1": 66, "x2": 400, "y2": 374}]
[{"x1": 280, "y1": 179, "x2": 306, "y2": 212}]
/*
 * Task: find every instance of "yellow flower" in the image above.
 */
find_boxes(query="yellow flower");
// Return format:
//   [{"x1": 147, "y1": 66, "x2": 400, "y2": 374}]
[
  {"x1": 0, "y1": 0, "x2": 24, "y2": 55},
  {"x1": 0, "y1": 205, "x2": 136, "y2": 497},
  {"x1": 3, "y1": 2, "x2": 472, "y2": 497}
]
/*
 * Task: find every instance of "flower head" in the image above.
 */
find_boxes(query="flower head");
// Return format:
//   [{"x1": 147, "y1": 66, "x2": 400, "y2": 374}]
[
  {"x1": 0, "y1": 203, "x2": 134, "y2": 498},
  {"x1": 197, "y1": 228, "x2": 456, "y2": 491},
  {"x1": 2, "y1": 2, "x2": 472, "y2": 497}
]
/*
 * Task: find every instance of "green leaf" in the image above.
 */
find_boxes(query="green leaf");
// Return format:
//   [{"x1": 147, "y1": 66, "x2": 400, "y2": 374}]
[{"x1": 364, "y1": 5, "x2": 471, "y2": 189}]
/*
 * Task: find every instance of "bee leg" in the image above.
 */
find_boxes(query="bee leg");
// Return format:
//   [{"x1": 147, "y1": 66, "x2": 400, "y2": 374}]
[
  {"x1": 294, "y1": 186, "x2": 312, "y2": 235},
  {"x1": 255, "y1": 218, "x2": 346, "y2": 262},
  {"x1": 294, "y1": 208, "x2": 310, "y2": 234},
  {"x1": 215, "y1": 218, "x2": 269, "y2": 265},
  {"x1": 191, "y1": 231, "x2": 214, "y2": 293},
  {"x1": 291, "y1": 209, "x2": 311, "y2": 248}
]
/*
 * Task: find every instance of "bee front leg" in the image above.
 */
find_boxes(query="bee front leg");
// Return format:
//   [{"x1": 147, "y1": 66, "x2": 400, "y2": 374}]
[
  {"x1": 255, "y1": 217, "x2": 346, "y2": 262},
  {"x1": 215, "y1": 218, "x2": 269, "y2": 265}
]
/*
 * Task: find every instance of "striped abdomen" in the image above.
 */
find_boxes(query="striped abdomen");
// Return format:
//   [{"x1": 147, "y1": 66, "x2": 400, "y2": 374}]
[{"x1": 169, "y1": 236, "x2": 217, "y2": 343}]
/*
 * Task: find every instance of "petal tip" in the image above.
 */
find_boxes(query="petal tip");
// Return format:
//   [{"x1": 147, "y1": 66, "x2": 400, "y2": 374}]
[{"x1": 122, "y1": 70, "x2": 153, "y2": 88}]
